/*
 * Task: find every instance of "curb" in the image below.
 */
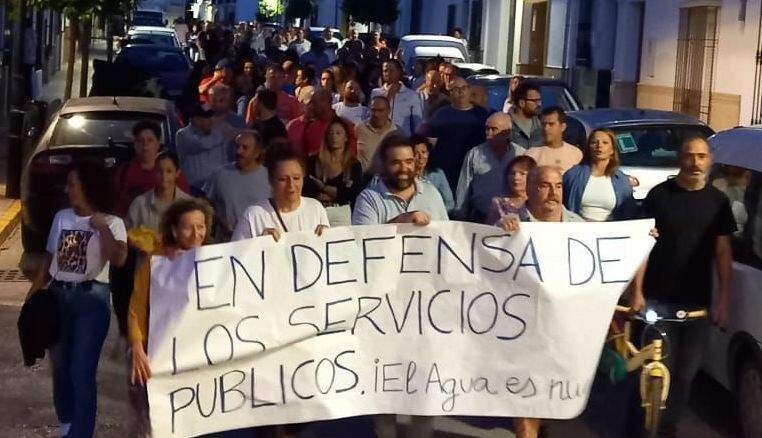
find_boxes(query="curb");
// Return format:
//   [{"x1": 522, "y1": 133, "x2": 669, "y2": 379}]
[{"x1": 0, "y1": 200, "x2": 21, "y2": 248}]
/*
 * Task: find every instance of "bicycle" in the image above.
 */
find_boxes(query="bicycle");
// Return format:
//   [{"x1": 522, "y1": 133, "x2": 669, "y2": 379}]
[{"x1": 608, "y1": 303, "x2": 708, "y2": 438}]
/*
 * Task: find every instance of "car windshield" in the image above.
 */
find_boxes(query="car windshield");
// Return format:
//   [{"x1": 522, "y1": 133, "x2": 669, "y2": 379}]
[
  {"x1": 50, "y1": 112, "x2": 165, "y2": 147},
  {"x1": 610, "y1": 126, "x2": 712, "y2": 167},
  {"x1": 117, "y1": 48, "x2": 187, "y2": 72},
  {"x1": 482, "y1": 83, "x2": 576, "y2": 112},
  {"x1": 127, "y1": 33, "x2": 176, "y2": 47}
]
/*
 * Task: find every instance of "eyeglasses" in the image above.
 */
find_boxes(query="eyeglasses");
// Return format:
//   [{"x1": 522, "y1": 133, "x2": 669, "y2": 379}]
[{"x1": 524, "y1": 98, "x2": 542, "y2": 103}]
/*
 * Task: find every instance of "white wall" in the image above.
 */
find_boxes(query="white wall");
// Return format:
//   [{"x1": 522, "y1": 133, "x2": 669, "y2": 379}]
[
  {"x1": 481, "y1": 0, "x2": 513, "y2": 72},
  {"x1": 713, "y1": 0, "x2": 760, "y2": 125},
  {"x1": 420, "y1": 0, "x2": 468, "y2": 35},
  {"x1": 638, "y1": 0, "x2": 681, "y2": 85},
  {"x1": 613, "y1": 0, "x2": 644, "y2": 83},
  {"x1": 639, "y1": 0, "x2": 761, "y2": 124}
]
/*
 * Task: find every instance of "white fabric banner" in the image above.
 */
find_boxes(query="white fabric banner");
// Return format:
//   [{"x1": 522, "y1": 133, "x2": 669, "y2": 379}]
[{"x1": 147, "y1": 220, "x2": 655, "y2": 437}]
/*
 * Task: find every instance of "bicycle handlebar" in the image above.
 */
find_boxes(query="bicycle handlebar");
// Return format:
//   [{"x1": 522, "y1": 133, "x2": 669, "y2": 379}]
[{"x1": 615, "y1": 305, "x2": 708, "y2": 322}]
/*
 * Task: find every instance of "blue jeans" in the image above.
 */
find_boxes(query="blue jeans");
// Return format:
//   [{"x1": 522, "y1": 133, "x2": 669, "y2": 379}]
[{"x1": 51, "y1": 281, "x2": 111, "y2": 438}]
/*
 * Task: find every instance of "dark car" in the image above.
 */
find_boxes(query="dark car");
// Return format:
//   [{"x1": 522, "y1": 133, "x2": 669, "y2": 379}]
[
  {"x1": 114, "y1": 44, "x2": 191, "y2": 100},
  {"x1": 20, "y1": 96, "x2": 182, "y2": 252},
  {"x1": 563, "y1": 108, "x2": 714, "y2": 200},
  {"x1": 466, "y1": 74, "x2": 583, "y2": 113}
]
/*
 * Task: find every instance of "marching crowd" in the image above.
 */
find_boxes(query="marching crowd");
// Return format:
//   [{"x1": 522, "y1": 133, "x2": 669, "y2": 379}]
[{"x1": 25, "y1": 20, "x2": 736, "y2": 438}]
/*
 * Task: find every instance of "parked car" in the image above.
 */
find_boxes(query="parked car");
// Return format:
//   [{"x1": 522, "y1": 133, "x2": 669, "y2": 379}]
[
  {"x1": 114, "y1": 44, "x2": 190, "y2": 99},
  {"x1": 452, "y1": 62, "x2": 500, "y2": 78},
  {"x1": 126, "y1": 26, "x2": 182, "y2": 48},
  {"x1": 563, "y1": 109, "x2": 714, "y2": 199},
  {"x1": 397, "y1": 35, "x2": 469, "y2": 70},
  {"x1": 20, "y1": 96, "x2": 182, "y2": 252},
  {"x1": 467, "y1": 74, "x2": 583, "y2": 113},
  {"x1": 703, "y1": 126, "x2": 762, "y2": 438}
]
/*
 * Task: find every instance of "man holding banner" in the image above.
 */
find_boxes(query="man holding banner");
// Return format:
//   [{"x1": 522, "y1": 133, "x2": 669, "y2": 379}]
[
  {"x1": 498, "y1": 165, "x2": 582, "y2": 438},
  {"x1": 352, "y1": 135, "x2": 448, "y2": 227},
  {"x1": 352, "y1": 134, "x2": 449, "y2": 438}
]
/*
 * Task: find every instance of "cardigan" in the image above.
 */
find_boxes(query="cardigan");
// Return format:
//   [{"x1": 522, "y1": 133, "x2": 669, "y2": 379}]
[{"x1": 562, "y1": 163, "x2": 638, "y2": 221}]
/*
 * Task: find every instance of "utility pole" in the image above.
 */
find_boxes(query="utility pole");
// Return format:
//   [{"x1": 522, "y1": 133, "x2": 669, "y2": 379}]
[{"x1": 6, "y1": 0, "x2": 29, "y2": 198}]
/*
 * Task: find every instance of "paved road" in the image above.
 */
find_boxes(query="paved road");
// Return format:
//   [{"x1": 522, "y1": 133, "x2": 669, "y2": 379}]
[{"x1": 0, "y1": 225, "x2": 739, "y2": 437}]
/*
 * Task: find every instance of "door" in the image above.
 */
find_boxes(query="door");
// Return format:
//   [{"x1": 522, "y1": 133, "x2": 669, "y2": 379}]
[
  {"x1": 527, "y1": 1, "x2": 547, "y2": 75},
  {"x1": 673, "y1": 6, "x2": 719, "y2": 122}
]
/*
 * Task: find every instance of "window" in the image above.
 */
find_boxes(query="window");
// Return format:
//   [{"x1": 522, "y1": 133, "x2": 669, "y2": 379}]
[
  {"x1": 51, "y1": 112, "x2": 166, "y2": 147},
  {"x1": 710, "y1": 166, "x2": 762, "y2": 268},
  {"x1": 673, "y1": 6, "x2": 719, "y2": 123},
  {"x1": 608, "y1": 125, "x2": 712, "y2": 167}
]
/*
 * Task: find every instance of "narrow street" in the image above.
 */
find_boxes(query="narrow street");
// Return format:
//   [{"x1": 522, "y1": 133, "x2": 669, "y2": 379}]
[{"x1": 0, "y1": 225, "x2": 740, "y2": 437}]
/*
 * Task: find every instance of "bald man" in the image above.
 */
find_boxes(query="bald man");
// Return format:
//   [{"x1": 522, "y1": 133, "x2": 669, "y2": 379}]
[
  {"x1": 454, "y1": 111, "x2": 526, "y2": 221},
  {"x1": 629, "y1": 137, "x2": 735, "y2": 437},
  {"x1": 424, "y1": 76, "x2": 490, "y2": 192}
]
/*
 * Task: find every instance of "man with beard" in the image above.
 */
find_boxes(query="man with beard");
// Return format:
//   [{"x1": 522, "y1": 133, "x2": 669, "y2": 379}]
[
  {"x1": 371, "y1": 59, "x2": 422, "y2": 135},
  {"x1": 352, "y1": 135, "x2": 448, "y2": 226},
  {"x1": 509, "y1": 82, "x2": 544, "y2": 149},
  {"x1": 351, "y1": 135, "x2": 443, "y2": 438},
  {"x1": 333, "y1": 79, "x2": 369, "y2": 124},
  {"x1": 204, "y1": 131, "x2": 271, "y2": 241},
  {"x1": 628, "y1": 137, "x2": 734, "y2": 438}
]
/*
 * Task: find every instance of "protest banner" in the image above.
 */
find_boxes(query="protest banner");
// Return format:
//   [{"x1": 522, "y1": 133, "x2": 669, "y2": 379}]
[{"x1": 147, "y1": 220, "x2": 655, "y2": 437}]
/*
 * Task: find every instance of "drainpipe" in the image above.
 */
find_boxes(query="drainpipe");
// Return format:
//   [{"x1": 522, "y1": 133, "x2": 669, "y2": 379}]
[{"x1": 561, "y1": 0, "x2": 573, "y2": 86}]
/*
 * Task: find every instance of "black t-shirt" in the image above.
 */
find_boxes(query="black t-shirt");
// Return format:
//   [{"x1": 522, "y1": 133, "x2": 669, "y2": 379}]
[
  {"x1": 253, "y1": 115, "x2": 287, "y2": 148},
  {"x1": 643, "y1": 179, "x2": 736, "y2": 306}
]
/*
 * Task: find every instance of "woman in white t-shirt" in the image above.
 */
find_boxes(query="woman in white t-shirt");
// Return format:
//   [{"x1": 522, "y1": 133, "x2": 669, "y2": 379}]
[
  {"x1": 562, "y1": 129, "x2": 638, "y2": 222},
  {"x1": 232, "y1": 147, "x2": 330, "y2": 241},
  {"x1": 29, "y1": 159, "x2": 128, "y2": 438}
]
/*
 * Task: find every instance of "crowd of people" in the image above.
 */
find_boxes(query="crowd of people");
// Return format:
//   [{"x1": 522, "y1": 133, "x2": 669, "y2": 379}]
[{"x1": 27, "y1": 19, "x2": 737, "y2": 438}]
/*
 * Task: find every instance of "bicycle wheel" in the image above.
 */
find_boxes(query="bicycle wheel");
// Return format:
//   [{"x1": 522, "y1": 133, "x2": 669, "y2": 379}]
[{"x1": 644, "y1": 376, "x2": 664, "y2": 438}]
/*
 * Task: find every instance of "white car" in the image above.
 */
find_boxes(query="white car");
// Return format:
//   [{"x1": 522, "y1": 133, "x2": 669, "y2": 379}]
[
  {"x1": 127, "y1": 26, "x2": 182, "y2": 48},
  {"x1": 703, "y1": 126, "x2": 762, "y2": 438},
  {"x1": 564, "y1": 109, "x2": 715, "y2": 200},
  {"x1": 397, "y1": 34, "x2": 469, "y2": 71}
]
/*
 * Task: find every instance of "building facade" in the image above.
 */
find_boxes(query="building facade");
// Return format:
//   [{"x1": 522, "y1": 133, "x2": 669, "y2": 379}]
[{"x1": 635, "y1": 0, "x2": 758, "y2": 130}]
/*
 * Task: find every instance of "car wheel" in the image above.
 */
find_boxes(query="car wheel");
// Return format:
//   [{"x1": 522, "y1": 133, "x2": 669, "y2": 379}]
[{"x1": 737, "y1": 357, "x2": 762, "y2": 438}]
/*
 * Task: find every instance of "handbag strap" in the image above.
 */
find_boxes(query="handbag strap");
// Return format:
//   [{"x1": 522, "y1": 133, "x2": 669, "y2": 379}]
[{"x1": 269, "y1": 198, "x2": 288, "y2": 233}]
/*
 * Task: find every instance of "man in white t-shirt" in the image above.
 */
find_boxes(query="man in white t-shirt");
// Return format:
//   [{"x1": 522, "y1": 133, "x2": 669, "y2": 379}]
[
  {"x1": 333, "y1": 80, "x2": 369, "y2": 124},
  {"x1": 231, "y1": 149, "x2": 329, "y2": 241},
  {"x1": 525, "y1": 106, "x2": 582, "y2": 174}
]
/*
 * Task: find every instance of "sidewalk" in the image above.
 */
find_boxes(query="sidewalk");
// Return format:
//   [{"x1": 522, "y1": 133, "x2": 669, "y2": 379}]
[{"x1": 0, "y1": 38, "x2": 107, "y2": 248}]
